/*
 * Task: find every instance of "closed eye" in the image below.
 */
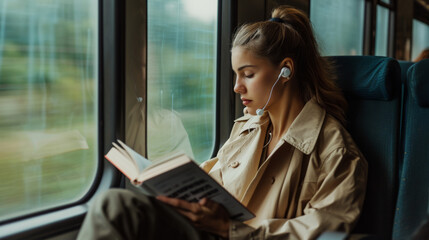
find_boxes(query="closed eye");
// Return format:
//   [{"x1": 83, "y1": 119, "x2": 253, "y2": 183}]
[{"x1": 245, "y1": 74, "x2": 254, "y2": 78}]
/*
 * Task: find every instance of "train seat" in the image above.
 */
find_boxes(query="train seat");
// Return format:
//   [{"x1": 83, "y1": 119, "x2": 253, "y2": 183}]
[
  {"x1": 393, "y1": 59, "x2": 429, "y2": 239},
  {"x1": 398, "y1": 61, "x2": 414, "y2": 85},
  {"x1": 397, "y1": 60, "x2": 414, "y2": 177},
  {"x1": 329, "y1": 56, "x2": 401, "y2": 239}
]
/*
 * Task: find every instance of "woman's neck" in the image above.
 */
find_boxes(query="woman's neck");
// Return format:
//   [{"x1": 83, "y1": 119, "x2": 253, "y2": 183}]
[{"x1": 266, "y1": 87, "x2": 305, "y2": 141}]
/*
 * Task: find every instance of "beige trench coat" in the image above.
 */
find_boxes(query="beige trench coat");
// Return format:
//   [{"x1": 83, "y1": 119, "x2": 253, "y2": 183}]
[{"x1": 201, "y1": 98, "x2": 368, "y2": 240}]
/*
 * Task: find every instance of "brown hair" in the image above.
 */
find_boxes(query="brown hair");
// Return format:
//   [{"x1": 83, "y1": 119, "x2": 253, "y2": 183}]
[
  {"x1": 414, "y1": 48, "x2": 429, "y2": 62},
  {"x1": 232, "y1": 6, "x2": 347, "y2": 126}
]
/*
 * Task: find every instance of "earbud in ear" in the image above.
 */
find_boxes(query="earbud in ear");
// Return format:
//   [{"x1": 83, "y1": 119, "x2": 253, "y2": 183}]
[{"x1": 281, "y1": 67, "x2": 291, "y2": 78}]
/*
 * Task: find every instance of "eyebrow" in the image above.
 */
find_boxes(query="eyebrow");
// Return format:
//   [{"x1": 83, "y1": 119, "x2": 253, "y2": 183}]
[{"x1": 237, "y1": 65, "x2": 257, "y2": 71}]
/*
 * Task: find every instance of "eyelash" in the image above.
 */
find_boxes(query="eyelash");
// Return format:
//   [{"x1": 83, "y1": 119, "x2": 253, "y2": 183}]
[{"x1": 245, "y1": 74, "x2": 254, "y2": 78}]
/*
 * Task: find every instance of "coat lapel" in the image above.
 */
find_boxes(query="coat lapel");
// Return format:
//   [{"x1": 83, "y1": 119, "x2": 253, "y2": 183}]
[{"x1": 217, "y1": 113, "x2": 269, "y2": 202}]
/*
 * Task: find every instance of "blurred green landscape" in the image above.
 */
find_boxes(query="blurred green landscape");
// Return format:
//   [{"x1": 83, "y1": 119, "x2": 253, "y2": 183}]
[
  {"x1": 146, "y1": 0, "x2": 217, "y2": 162},
  {"x1": 0, "y1": 0, "x2": 98, "y2": 220}
]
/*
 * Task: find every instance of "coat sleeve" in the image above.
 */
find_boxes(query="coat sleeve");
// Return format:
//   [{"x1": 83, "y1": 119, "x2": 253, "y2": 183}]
[
  {"x1": 200, "y1": 157, "x2": 218, "y2": 173},
  {"x1": 228, "y1": 147, "x2": 368, "y2": 240}
]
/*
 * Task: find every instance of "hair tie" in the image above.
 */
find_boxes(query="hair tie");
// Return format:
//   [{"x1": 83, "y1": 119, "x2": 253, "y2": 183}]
[{"x1": 269, "y1": 17, "x2": 285, "y2": 23}]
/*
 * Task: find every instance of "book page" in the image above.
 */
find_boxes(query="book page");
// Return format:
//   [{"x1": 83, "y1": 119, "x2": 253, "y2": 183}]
[
  {"x1": 105, "y1": 147, "x2": 138, "y2": 181},
  {"x1": 137, "y1": 154, "x2": 190, "y2": 182},
  {"x1": 118, "y1": 139, "x2": 152, "y2": 172},
  {"x1": 112, "y1": 142, "x2": 137, "y2": 168}
]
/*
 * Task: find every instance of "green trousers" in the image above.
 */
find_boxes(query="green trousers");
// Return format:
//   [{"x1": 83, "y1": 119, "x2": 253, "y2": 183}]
[{"x1": 77, "y1": 188, "x2": 221, "y2": 240}]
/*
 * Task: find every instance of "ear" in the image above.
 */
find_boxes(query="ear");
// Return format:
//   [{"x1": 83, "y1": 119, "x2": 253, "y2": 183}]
[{"x1": 279, "y1": 57, "x2": 294, "y2": 83}]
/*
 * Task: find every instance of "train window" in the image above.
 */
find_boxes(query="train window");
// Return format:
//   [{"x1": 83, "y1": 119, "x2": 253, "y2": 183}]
[
  {"x1": 0, "y1": 0, "x2": 98, "y2": 222},
  {"x1": 375, "y1": 5, "x2": 389, "y2": 56},
  {"x1": 412, "y1": 19, "x2": 429, "y2": 60},
  {"x1": 310, "y1": 0, "x2": 365, "y2": 56},
  {"x1": 146, "y1": 0, "x2": 218, "y2": 163}
]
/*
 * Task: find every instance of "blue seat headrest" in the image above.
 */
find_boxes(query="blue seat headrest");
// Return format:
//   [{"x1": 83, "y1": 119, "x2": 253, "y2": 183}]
[
  {"x1": 328, "y1": 56, "x2": 400, "y2": 100},
  {"x1": 408, "y1": 59, "x2": 429, "y2": 107}
]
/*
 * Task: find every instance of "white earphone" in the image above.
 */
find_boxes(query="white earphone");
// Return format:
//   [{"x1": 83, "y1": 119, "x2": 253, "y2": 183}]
[
  {"x1": 280, "y1": 66, "x2": 291, "y2": 78},
  {"x1": 256, "y1": 67, "x2": 291, "y2": 116}
]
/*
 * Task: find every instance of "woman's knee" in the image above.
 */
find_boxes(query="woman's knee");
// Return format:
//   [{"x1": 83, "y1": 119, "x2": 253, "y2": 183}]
[
  {"x1": 90, "y1": 189, "x2": 149, "y2": 217},
  {"x1": 97, "y1": 188, "x2": 134, "y2": 203}
]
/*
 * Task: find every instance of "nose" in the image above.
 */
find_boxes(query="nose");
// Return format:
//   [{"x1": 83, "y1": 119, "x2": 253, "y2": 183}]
[{"x1": 233, "y1": 76, "x2": 245, "y2": 94}]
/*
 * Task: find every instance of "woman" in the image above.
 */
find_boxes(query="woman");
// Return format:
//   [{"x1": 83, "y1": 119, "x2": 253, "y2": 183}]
[{"x1": 77, "y1": 6, "x2": 367, "y2": 240}]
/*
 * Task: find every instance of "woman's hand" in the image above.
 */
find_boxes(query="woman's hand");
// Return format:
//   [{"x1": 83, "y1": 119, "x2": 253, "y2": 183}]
[{"x1": 156, "y1": 196, "x2": 230, "y2": 239}]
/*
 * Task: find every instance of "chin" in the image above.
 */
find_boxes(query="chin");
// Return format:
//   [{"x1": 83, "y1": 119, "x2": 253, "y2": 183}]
[{"x1": 243, "y1": 107, "x2": 257, "y2": 115}]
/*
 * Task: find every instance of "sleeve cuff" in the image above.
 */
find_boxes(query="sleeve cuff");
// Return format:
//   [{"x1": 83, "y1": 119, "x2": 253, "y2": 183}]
[{"x1": 229, "y1": 220, "x2": 257, "y2": 240}]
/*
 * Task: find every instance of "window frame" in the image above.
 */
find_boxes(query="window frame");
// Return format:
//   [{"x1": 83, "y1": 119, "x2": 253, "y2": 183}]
[
  {"x1": 0, "y1": 0, "x2": 124, "y2": 238},
  {"x1": 411, "y1": 0, "x2": 429, "y2": 60},
  {"x1": 374, "y1": 4, "x2": 391, "y2": 56},
  {"x1": 413, "y1": 0, "x2": 429, "y2": 26},
  {"x1": 364, "y1": 0, "x2": 395, "y2": 56},
  {"x1": 218, "y1": 0, "x2": 237, "y2": 150}
]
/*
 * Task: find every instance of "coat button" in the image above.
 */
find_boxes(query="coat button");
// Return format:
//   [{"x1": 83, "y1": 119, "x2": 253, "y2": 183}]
[
  {"x1": 271, "y1": 177, "x2": 275, "y2": 184},
  {"x1": 229, "y1": 161, "x2": 240, "y2": 168}
]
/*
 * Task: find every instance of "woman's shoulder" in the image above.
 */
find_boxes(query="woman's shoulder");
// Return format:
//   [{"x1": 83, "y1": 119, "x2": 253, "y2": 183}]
[{"x1": 316, "y1": 114, "x2": 363, "y2": 160}]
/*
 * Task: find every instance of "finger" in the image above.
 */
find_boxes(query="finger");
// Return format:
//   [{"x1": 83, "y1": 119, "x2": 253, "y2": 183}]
[
  {"x1": 156, "y1": 196, "x2": 186, "y2": 208},
  {"x1": 198, "y1": 198, "x2": 208, "y2": 205},
  {"x1": 176, "y1": 209, "x2": 200, "y2": 223},
  {"x1": 156, "y1": 195, "x2": 175, "y2": 203},
  {"x1": 157, "y1": 196, "x2": 183, "y2": 208},
  {"x1": 199, "y1": 198, "x2": 217, "y2": 209},
  {"x1": 157, "y1": 196, "x2": 200, "y2": 213}
]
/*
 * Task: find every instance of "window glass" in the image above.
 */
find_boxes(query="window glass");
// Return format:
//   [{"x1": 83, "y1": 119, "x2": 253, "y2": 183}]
[
  {"x1": 310, "y1": 0, "x2": 365, "y2": 55},
  {"x1": 375, "y1": 5, "x2": 389, "y2": 56},
  {"x1": 146, "y1": 0, "x2": 217, "y2": 163},
  {"x1": 0, "y1": 0, "x2": 98, "y2": 221},
  {"x1": 412, "y1": 19, "x2": 429, "y2": 61}
]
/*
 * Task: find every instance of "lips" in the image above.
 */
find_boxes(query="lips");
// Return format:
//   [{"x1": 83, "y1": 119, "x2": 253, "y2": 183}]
[{"x1": 241, "y1": 98, "x2": 252, "y2": 106}]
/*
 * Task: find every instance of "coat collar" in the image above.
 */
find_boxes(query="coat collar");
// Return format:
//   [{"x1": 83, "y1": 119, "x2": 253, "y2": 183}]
[
  {"x1": 283, "y1": 98, "x2": 326, "y2": 155},
  {"x1": 235, "y1": 98, "x2": 326, "y2": 155},
  {"x1": 235, "y1": 111, "x2": 270, "y2": 136}
]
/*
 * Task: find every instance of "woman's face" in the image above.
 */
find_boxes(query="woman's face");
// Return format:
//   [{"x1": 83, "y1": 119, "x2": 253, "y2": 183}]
[{"x1": 231, "y1": 47, "x2": 281, "y2": 115}]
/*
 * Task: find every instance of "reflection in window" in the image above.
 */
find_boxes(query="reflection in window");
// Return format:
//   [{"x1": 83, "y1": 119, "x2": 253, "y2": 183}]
[
  {"x1": 0, "y1": 0, "x2": 98, "y2": 220},
  {"x1": 412, "y1": 20, "x2": 429, "y2": 61},
  {"x1": 146, "y1": 0, "x2": 217, "y2": 163},
  {"x1": 310, "y1": 0, "x2": 365, "y2": 56},
  {"x1": 375, "y1": 5, "x2": 389, "y2": 56}
]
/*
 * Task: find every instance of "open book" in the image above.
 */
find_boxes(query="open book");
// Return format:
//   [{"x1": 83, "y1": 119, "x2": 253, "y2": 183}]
[{"x1": 105, "y1": 140, "x2": 254, "y2": 222}]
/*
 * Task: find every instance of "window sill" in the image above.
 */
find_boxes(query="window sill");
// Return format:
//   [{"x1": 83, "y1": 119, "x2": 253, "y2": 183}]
[{"x1": 0, "y1": 204, "x2": 88, "y2": 240}]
